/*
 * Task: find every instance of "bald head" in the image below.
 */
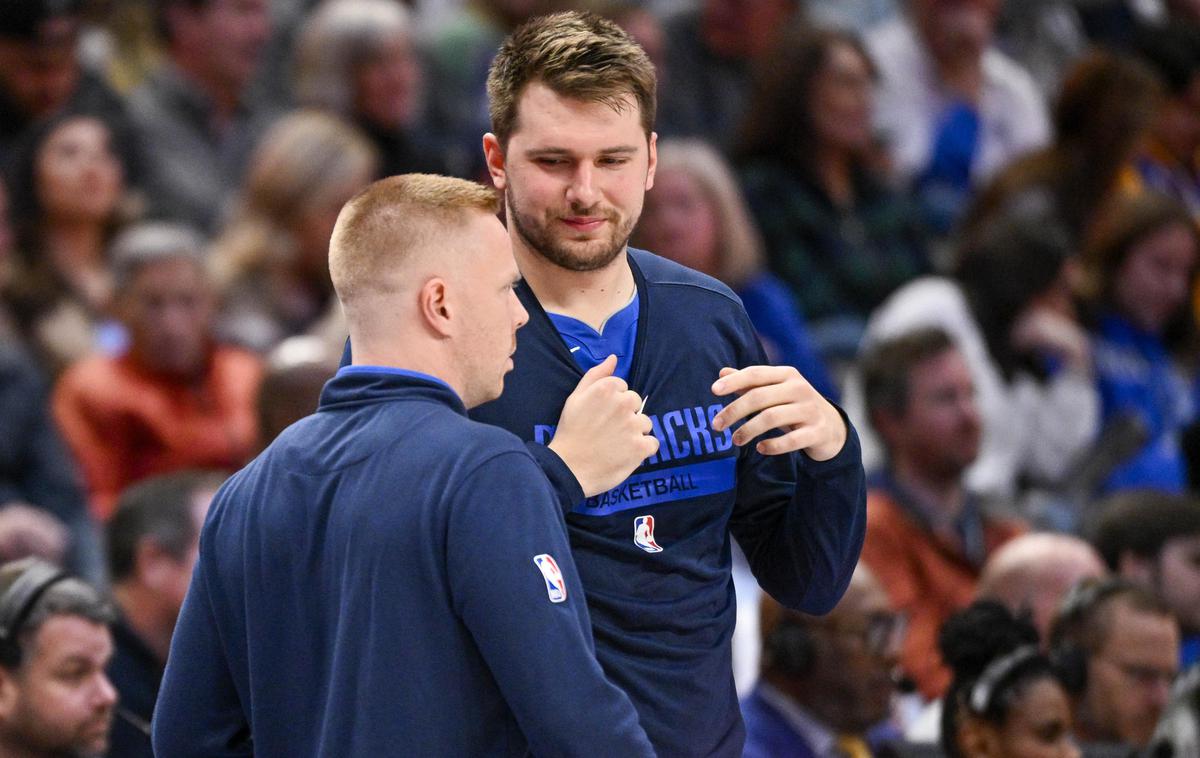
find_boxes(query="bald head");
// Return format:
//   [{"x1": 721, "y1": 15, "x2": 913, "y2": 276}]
[
  {"x1": 329, "y1": 174, "x2": 500, "y2": 324},
  {"x1": 977, "y1": 533, "x2": 1107, "y2": 640}
]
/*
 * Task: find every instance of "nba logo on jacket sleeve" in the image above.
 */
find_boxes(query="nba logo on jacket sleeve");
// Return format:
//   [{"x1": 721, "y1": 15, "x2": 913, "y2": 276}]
[
  {"x1": 533, "y1": 554, "x2": 567, "y2": 603},
  {"x1": 633, "y1": 515, "x2": 663, "y2": 553}
]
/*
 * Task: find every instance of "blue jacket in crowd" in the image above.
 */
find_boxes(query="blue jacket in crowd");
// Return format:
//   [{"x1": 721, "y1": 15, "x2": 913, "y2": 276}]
[
  {"x1": 471, "y1": 249, "x2": 868, "y2": 757},
  {"x1": 152, "y1": 367, "x2": 654, "y2": 757}
]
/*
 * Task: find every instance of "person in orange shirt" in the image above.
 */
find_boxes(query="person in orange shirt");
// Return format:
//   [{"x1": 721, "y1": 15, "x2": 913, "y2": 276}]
[
  {"x1": 53, "y1": 223, "x2": 262, "y2": 520},
  {"x1": 859, "y1": 327, "x2": 1025, "y2": 700}
]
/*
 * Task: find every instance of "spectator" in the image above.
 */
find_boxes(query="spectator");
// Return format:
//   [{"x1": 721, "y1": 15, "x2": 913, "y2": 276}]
[
  {"x1": 976, "y1": 532, "x2": 1107, "y2": 642},
  {"x1": 1077, "y1": 192, "x2": 1200, "y2": 493},
  {"x1": 0, "y1": 177, "x2": 14, "y2": 337},
  {"x1": 0, "y1": 557, "x2": 117, "y2": 758},
  {"x1": 964, "y1": 51, "x2": 1161, "y2": 252},
  {"x1": 4, "y1": 113, "x2": 134, "y2": 377},
  {"x1": 293, "y1": 0, "x2": 446, "y2": 180},
  {"x1": 634, "y1": 138, "x2": 837, "y2": 399},
  {"x1": 736, "y1": 27, "x2": 929, "y2": 360},
  {"x1": 741, "y1": 565, "x2": 905, "y2": 758},
  {"x1": 1090, "y1": 490, "x2": 1200, "y2": 669},
  {"x1": 939, "y1": 601, "x2": 1080, "y2": 758},
  {"x1": 53, "y1": 223, "x2": 263, "y2": 520},
  {"x1": 1049, "y1": 579, "x2": 1179, "y2": 753},
  {"x1": 1126, "y1": 23, "x2": 1200, "y2": 220},
  {"x1": 128, "y1": 0, "x2": 274, "y2": 231},
  {"x1": 105, "y1": 470, "x2": 221, "y2": 758},
  {"x1": 865, "y1": 0, "x2": 1050, "y2": 233},
  {"x1": 860, "y1": 327, "x2": 1026, "y2": 699},
  {"x1": 658, "y1": 0, "x2": 801, "y2": 148},
  {"x1": 849, "y1": 203, "x2": 1097, "y2": 501},
  {"x1": 209, "y1": 110, "x2": 377, "y2": 353},
  {"x1": 0, "y1": 0, "x2": 134, "y2": 169}
]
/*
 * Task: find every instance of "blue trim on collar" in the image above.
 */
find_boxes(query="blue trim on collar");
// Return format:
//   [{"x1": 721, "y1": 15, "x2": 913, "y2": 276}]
[{"x1": 337, "y1": 365, "x2": 457, "y2": 395}]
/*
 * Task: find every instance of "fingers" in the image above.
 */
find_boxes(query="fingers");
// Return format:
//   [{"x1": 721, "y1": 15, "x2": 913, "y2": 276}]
[
  {"x1": 575, "y1": 353, "x2": 618, "y2": 389},
  {"x1": 712, "y1": 382, "x2": 796, "y2": 433},
  {"x1": 711, "y1": 365, "x2": 795, "y2": 397}
]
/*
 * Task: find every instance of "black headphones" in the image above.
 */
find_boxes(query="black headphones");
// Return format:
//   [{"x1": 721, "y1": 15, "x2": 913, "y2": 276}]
[
  {"x1": 762, "y1": 615, "x2": 816, "y2": 677},
  {"x1": 1048, "y1": 577, "x2": 1137, "y2": 695},
  {"x1": 0, "y1": 561, "x2": 69, "y2": 668}
]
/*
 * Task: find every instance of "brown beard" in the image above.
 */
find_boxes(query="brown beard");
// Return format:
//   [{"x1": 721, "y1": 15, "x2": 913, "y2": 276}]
[{"x1": 506, "y1": 186, "x2": 636, "y2": 272}]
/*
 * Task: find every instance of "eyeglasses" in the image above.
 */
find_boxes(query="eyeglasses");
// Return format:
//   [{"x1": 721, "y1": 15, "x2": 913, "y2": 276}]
[{"x1": 816, "y1": 612, "x2": 906, "y2": 656}]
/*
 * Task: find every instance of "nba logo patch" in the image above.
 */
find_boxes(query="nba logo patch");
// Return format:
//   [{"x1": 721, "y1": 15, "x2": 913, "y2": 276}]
[
  {"x1": 634, "y1": 515, "x2": 663, "y2": 553},
  {"x1": 533, "y1": 554, "x2": 567, "y2": 603}
]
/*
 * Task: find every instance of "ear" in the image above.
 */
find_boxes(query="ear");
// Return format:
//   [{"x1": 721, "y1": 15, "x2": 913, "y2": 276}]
[
  {"x1": 1118, "y1": 551, "x2": 1154, "y2": 586},
  {"x1": 871, "y1": 407, "x2": 903, "y2": 449},
  {"x1": 0, "y1": 665, "x2": 19, "y2": 723},
  {"x1": 135, "y1": 538, "x2": 176, "y2": 592},
  {"x1": 418, "y1": 277, "x2": 453, "y2": 339},
  {"x1": 482, "y1": 134, "x2": 507, "y2": 192},
  {"x1": 645, "y1": 131, "x2": 658, "y2": 191}
]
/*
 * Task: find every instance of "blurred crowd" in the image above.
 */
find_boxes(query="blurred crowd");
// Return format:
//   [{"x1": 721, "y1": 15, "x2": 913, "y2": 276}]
[{"x1": 0, "y1": 0, "x2": 1199, "y2": 755}]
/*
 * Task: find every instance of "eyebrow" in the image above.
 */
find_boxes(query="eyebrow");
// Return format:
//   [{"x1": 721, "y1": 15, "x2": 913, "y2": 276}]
[{"x1": 525, "y1": 146, "x2": 640, "y2": 158}]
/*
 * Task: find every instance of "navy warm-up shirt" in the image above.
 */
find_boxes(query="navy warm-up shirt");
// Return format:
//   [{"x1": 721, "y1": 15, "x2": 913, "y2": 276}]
[
  {"x1": 471, "y1": 249, "x2": 868, "y2": 757},
  {"x1": 152, "y1": 367, "x2": 654, "y2": 758}
]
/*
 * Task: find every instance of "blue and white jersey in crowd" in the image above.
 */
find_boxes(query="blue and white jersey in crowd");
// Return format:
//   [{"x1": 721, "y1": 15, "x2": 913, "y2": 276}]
[
  {"x1": 471, "y1": 248, "x2": 867, "y2": 758},
  {"x1": 152, "y1": 367, "x2": 653, "y2": 757}
]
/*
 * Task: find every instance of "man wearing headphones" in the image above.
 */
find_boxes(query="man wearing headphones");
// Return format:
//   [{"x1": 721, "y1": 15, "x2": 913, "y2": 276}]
[
  {"x1": 0, "y1": 557, "x2": 117, "y2": 758},
  {"x1": 742, "y1": 565, "x2": 905, "y2": 758}
]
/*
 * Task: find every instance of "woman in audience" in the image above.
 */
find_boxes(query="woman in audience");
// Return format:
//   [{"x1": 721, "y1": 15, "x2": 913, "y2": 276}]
[
  {"x1": 1078, "y1": 192, "x2": 1200, "y2": 493},
  {"x1": 4, "y1": 113, "x2": 134, "y2": 375},
  {"x1": 210, "y1": 111, "x2": 378, "y2": 353},
  {"x1": 634, "y1": 138, "x2": 838, "y2": 399},
  {"x1": 294, "y1": 0, "x2": 445, "y2": 179},
  {"x1": 848, "y1": 201, "x2": 1098, "y2": 503},
  {"x1": 939, "y1": 601, "x2": 1080, "y2": 758},
  {"x1": 735, "y1": 26, "x2": 929, "y2": 362},
  {"x1": 964, "y1": 51, "x2": 1160, "y2": 252}
]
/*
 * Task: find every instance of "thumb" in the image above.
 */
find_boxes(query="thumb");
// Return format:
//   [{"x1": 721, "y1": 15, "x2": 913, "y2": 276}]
[{"x1": 575, "y1": 354, "x2": 618, "y2": 389}]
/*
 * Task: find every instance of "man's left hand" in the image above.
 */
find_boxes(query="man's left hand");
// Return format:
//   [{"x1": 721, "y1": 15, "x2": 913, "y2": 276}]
[{"x1": 710, "y1": 366, "x2": 847, "y2": 461}]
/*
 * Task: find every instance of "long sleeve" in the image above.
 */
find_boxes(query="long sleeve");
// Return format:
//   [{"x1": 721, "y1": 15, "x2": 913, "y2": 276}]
[
  {"x1": 446, "y1": 452, "x2": 655, "y2": 757},
  {"x1": 51, "y1": 371, "x2": 129, "y2": 520},
  {"x1": 729, "y1": 408, "x2": 867, "y2": 615},
  {"x1": 153, "y1": 557, "x2": 252, "y2": 758}
]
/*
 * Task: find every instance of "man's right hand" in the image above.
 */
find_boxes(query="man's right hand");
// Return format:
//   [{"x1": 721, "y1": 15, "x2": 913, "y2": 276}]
[{"x1": 548, "y1": 355, "x2": 659, "y2": 498}]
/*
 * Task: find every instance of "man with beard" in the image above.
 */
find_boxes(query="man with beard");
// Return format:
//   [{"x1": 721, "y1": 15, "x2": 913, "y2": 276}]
[
  {"x1": 470, "y1": 12, "x2": 867, "y2": 756},
  {"x1": 0, "y1": 557, "x2": 117, "y2": 758},
  {"x1": 859, "y1": 327, "x2": 1026, "y2": 700}
]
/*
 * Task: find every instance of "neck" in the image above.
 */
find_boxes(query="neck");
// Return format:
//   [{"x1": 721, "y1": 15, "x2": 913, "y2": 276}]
[
  {"x1": 349, "y1": 327, "x2": 466, "y2": 401},
  {"x1": 764, "y1": 672, "x2": 858, "y2": 737},
  {"x1": 114, "y1": 584, "x2": 175, "y2": 665},
  {"x1": 512, "y1": 237, "x2": 635, "y2": 332},
  {"x1": 43, "y1": 223, "x2": 105, "y2": 270},
  {"x1": 171, "y1": 52, "x2": 240, "y2": 126},
  {"x1": 891, "y1": 457, "x2": 966, "y2": 520},
  {"x1": 814, "y1": 148, "x2": 855, "y2": 208},
  {"x1": 0, "y1": 735, "x2": 56, "y2": 758}
]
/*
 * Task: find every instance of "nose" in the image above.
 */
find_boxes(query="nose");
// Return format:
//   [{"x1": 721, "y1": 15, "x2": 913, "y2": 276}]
[
  {"x1": 511, "y1": 290, "x2": 529, "y2": 330},
  {"x1": 1063, "y1": 738, "x2": 1082, "y2": 758},
  {"x1": 565, "y1": 163, "x2": 598, "y2": 209},
  {"x1": 94, "y1": 672, "x2": 118, "y2": 708}
]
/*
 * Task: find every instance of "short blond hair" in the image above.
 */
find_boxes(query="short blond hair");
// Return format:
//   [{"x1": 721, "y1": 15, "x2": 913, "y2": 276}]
[
  {"x1": 487, "y1": 10, "x2": 656, "y2": 145},
  {"x1": 329, "y1": 174, "x2": 499, "y2": 310}
]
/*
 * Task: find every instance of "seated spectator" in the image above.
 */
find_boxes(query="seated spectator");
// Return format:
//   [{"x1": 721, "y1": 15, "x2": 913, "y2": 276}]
[
  {"x1": 736, "y1": 27, "x2": 929, "y2": 360},
  {"x1": 1126, "y1": 23, "x2": 1200, "y2": 220},
  {"x1": 128, "y1": 0, "x2": 273, "y2": 231},
  {"x1": 963, "y1": 51, "x2": 1161, "y2": 253},
  {"x1": 256, "y1": 335, "x2": 338, "y2": 449},
  {"x1": 3, "y1": 113, "x2": 134, "y2": 376},
  {"x1": 1077, "y1": 192, "x2": 1200, "y2": 493},
  {"x1": 0, "y1": 0, "x2": 135, "y2": 169},
  {"x1": 1090, "y1": 490, "x2": 1200, "y2": 670},
  {"x1": 294, "y1": 0, "x2": 446, "y2": 180},
  {"x1": 860, "y1": 328, "x2": 1026, "y2": 699},
  {"x1": 1049, "y1": 579, "x2": 1179, "y2": 754},
  {"x1": 848, "y1": 204, "x2": 1097, "y2": 501},
  {"x1": 209, "y1": 111, "x2": 377, "y2": 353},
  {"x1": 634, "y1": 138, "x2": 837, "y2": 399},
  {"x1": 0, "y1": 176, "x2": 17, "y2": 339},
  {"x1": 976, "y1": 533, "x2": 1107, "y2": 642},
  {"x1": 105, "y1": 470, "x2": 221, "y2": 758},
  {"x1": 742, "y1": 566, "x2": 905, "y2": 758},
  {"x1": 939, "y1": 601, "x2": 1079, "y2": 758},
  {"x1": 865, "y1": 0, "x2": 1050, "y2": 233},
  {"x1": 658, "y1": 0, "x2": 801, "y2": 148},
  {"x1": 53, "y1": 223, "x2": 263, "y2": 520},
  {"x1": 0, "y1": 557, "x2": 117, "y2": 758}
]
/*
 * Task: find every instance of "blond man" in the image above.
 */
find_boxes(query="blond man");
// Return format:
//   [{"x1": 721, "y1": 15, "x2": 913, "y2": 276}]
[{"x1": 153, "y1": 175, "x2": 654, "y2": 757}]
